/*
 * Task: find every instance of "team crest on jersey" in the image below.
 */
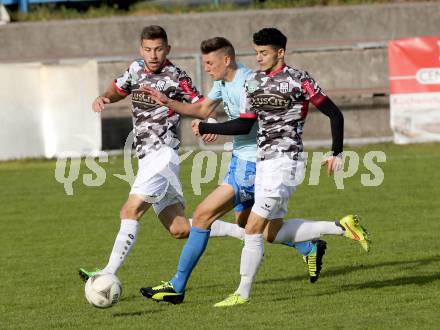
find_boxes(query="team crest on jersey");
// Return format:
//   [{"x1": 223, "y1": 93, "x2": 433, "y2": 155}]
[
  {"x1": 279, "y1": 82, "x2": 289, "y2": 93},
  {"x1": 247, "y1": 80, "x2": 259, "y2": 93},
  {"x1": 155, "y1": 80, "x2": 166, "y2": 91}
]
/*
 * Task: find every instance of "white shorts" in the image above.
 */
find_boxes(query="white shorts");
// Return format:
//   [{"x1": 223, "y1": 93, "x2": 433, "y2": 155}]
[
  {"x1": 130, "y1": 147, "x2": 185, "y2": 216},
  {"x1": 252, "y1": 156, "x2": 305, "y2": 220}
]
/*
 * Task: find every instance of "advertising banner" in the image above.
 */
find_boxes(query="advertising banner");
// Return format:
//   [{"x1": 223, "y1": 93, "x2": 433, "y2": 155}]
[{"x1": 388, "y1": 37, "x2": 440, "y2": 144}]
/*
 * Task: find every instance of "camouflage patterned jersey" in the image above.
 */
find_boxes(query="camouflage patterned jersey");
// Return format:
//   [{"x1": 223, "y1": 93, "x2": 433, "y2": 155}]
[
  {"x1": 113, "y1": 59, "x2": 202, "y2": 158},
  {"x1": 240, "y1": 64, "x2": 327, "y2": 160}
]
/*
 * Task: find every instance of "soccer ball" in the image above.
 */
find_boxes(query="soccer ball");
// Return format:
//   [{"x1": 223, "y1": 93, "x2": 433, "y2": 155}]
[{"x1": 85, "y1": 274, "x2": 122, "y2": 308}]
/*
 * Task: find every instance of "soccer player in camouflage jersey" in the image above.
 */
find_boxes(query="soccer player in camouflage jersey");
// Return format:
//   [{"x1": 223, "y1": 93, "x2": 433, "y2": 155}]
[
  {"x1": 191, "y1": 28, "x2": 371, "y2": 306},
  {"x1": 78, "y1": 26, "x2": 247, "y2": 282}
]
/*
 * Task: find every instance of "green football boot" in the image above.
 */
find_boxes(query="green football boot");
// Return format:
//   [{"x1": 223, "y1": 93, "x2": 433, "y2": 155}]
[
  {"x1": 78, "y1": 268, "x2": 102, "y2": 282},
  {"x1": 339, "y1": 215, "x2": 371, "y2": 252},
  {"x1": 213, "y1": 293, "x2": 249, "y2": 307}
]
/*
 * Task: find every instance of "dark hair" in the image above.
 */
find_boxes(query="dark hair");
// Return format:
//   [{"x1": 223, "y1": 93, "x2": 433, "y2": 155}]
[
  {"x1": 253, "y1": 28, "x2": 287, "y2": 51},
  {"x1": 200, "y1": 37, "x2": 235, "y2": 58},
  {"x1": 140, "y1": 25, "x2": 168, "y2": 43}
]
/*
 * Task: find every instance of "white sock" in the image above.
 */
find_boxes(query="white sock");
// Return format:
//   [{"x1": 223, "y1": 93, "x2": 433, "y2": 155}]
[
  {"x1": 188, "y1": 218, "x2": 245, "y2": 240},
  {"x1": 102, "y1": 219, "x2": 139, "y2": 274},
  {"x1": 235, "y1": 234, "x2": 264, "y2": 300},
  {"x1": 273, "y1": 218, "x2": 344, "y2": 244}
]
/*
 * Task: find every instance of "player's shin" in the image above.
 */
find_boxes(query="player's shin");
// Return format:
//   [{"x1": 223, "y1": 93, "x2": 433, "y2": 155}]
[
  {"x1": 235, "y1": 234, "x2": 264, "y2": 300},
  {"x1": 209, "y1": 219, "x2": 245, "y2": 240},
  {"x1": 169, "y1": 227, "x2": 210, "y2": 293},
  {"x1": 282, "y1": 240, "x2": 315, "y2": 256},
  {"x1": 102, "y1": 219, "x2": 139, "y2": 274},
  {"x1": 273, "y1": 219, "x2": 344, "y2": 244},
  {"x1": 189, "y1": 218, "x2": 245, "y2": 240}
]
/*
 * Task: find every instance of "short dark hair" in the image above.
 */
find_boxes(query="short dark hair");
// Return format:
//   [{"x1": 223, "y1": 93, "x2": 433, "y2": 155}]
[
  {"x1": 140, "y1": 25, "x2": 168, "y2": 43},
  {"x1": 200, "y1": 37, "x2": 235, "y2": 58},
  {"x1": 253, "y1": 28, "x2": 287, "y2": 51}
]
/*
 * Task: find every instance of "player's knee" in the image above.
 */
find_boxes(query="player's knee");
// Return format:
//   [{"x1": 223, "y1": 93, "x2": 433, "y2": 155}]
[
  {"x1": 120, "y1": 207, "x2": 132, "y2": 219},
  {"x1": 169, "y1": 225, "x2": 190, "y2": 239},
  {"x1": 120, "y1": 204, "x2": 142, "y2": 220},
  {"x1": 245, "y1": 221, "x2": 261, "y2": 235},
  {"x1": 192, "y1": 205, "x2": 214, "y2": 226},
  {"x1": 244, "y1": 214, "x2": 268, "y2": 235}
]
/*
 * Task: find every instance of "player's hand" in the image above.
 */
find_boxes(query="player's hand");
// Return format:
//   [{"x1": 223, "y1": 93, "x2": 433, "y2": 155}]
[
  {"x1": 201, "y1": 118, "x2": 218, "y2": 143},
  {"x1": 192, "y1": 119, "x2": 201, "y2": 136},
  {"x1": 140, "y1": 85, "x2": 169, "y2": 105},
  {"x1": 202, "y1": 133, "x2": 218, "y2": 143},
  {"x1": 92, "y1": 95, "x2": 110, "y2": 112},
  {"x1": 321, "y1": 154, "x2": 343, "y2": 176}
]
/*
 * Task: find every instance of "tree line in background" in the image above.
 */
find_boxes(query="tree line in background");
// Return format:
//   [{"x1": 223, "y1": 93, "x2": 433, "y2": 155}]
[{"x1": 5, "y1": 0, "x2": 405, "y2": 22}]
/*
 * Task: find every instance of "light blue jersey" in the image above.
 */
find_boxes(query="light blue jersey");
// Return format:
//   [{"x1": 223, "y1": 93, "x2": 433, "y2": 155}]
[
  {"x1": 207, "y1": 63, "x2": 257, "y2": 162},
  {"x1": 167, "y1": 65, "x2": 315, "y2": 295}
]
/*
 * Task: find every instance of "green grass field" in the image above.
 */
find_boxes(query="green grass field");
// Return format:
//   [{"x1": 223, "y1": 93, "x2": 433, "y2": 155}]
[{"x1": 1, "y1": 143, "x2": 439, "y2": 329}]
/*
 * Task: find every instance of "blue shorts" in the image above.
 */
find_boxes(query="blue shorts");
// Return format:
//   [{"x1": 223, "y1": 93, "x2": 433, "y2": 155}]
[{"x1": 223, "y1": 154, "x2": 256, "y2": 212}]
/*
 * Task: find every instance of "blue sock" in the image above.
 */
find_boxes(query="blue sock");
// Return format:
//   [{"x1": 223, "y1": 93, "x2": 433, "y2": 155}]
[
  {"x1": 170, "y1": 227, "x2": 210, "y2": 293},
  {"x1": 282, "y1": 240, "x2": 315, "y2": 256}
]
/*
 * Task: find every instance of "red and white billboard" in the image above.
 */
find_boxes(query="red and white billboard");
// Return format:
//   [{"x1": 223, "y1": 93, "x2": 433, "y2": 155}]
[{"x1": 388, "y1": 36, "x2": 440, "y2": 144}]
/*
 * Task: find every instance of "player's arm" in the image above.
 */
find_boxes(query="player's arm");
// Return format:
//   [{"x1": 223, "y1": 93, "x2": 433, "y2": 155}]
[
  {"x1": 92, "y1": 83, "x2": 127, "y2": 112},
  {"x1": 302, "y1": 72, "x2": 344, "y2": 176},
  {"x1": 140, "y1": 86, "x2": 219, "y2": 119},
  {"x1": 194, "y1": 117, "x2": 256, "y2": 136},
  {"x1": 170, "y1": 96, "x2": 219, "y2": 119},
  {"x1": 141, "y1": 85, "x2": 219, "y2": 143},
  {"x1": 195, "y1": 78, "x2": 257, "y2": 136},
  {"x1": 315, "y1": 97, "x2": 344, "y2": 156},
  {"x1": 313, "y1": 96, "x2": 344, "y2": 175}
]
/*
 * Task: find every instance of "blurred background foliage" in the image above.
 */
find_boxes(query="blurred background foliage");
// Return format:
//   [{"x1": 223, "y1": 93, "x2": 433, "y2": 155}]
[{"x1": 6, "y1": 0, "x2": 415, "y2": 22}]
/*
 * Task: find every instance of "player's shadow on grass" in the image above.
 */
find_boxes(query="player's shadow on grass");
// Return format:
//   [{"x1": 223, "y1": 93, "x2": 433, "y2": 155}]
[
  {"x1": 113, "y1": 310, "x2": 164, "y2": 317},
  {"x1": 302, "y1": 272, "x2": 440, "y2": 299},
  {"x1": 328, "y1": 255, "x2": 440, "y2": 278},
  {"x1": 118, "y1": 293, "x2": 209, "y2": 308},
  {"x1": 113, "y1": 294, "x2": 168, "y2": 317},
  {"x1": 119, "y1": 293, "x2": 143, "y2": 302},
  {"x1": 257, "y1": 255, "x2": 440, "y2": 285},
  {"x1": 341, "y1": 272, "x2": 440, "y2": 291}
]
